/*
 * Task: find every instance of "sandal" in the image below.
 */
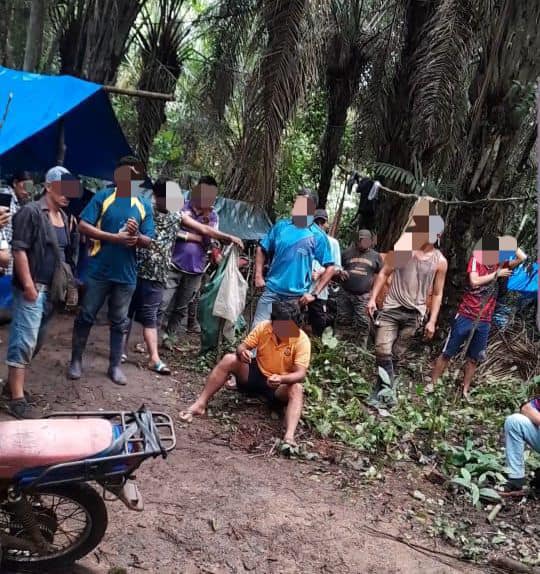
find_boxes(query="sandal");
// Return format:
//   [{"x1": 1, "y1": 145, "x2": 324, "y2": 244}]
[
  {"x1": 121, "y1": 353, "x2": 128, "y2": 364},
  {"x1": 149, "y1": 361, "x2": 171, "y2": 375}
]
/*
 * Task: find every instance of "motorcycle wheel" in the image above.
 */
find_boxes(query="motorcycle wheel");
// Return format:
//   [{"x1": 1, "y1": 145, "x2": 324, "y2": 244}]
[{"x1": 0, "y1": 483, "x2": 108, "y2": 573}]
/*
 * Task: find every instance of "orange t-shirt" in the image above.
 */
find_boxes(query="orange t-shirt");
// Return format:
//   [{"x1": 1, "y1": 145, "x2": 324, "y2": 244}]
[{"x1": 243, "y1": 321, "x2": 311, "y2": 377}]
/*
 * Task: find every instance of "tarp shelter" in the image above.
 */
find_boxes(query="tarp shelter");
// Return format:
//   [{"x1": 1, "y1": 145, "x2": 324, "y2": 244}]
[
  {"x1": 0, "y1": 66, "x2": 131, "y2": 180},
  {"x1": 213, "y1": 197, "x2": 272, "y2": 241}
]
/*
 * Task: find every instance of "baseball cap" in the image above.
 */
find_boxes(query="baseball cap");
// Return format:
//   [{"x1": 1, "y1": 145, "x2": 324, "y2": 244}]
[
  {"x1": 358, "y1": 229, "x2": 372, "y2": 239},
  {"x1": 45, "y1": 166, "x2": 73, "y2": 183},
  {"x1": 314, "y1": 209, "x2": 328, "y2": 222}
]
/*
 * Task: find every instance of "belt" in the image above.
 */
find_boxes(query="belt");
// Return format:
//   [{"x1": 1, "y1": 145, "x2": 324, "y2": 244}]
[{"x1": 35, "y1": 283, "x2": 49, "y2": 292}]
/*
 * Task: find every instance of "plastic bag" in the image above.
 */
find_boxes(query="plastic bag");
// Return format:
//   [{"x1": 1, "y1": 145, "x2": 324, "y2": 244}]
[
  {"x1": 198, "y1": 254, "x2": 229, "y2": 354},
  {"x1": 213, "y1": 248, "x2": 248, "y2": 324}
]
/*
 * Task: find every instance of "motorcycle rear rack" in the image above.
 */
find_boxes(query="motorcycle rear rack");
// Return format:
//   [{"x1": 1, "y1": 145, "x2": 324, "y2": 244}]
[{"x1": 15, "y1": 409, "x2": 176, "y2": 490}]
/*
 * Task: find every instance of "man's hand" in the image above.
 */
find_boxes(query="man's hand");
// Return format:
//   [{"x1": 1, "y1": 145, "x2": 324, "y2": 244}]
[
  {"x1": 117, "y1": 230, "x2": 138, "y2": 247},
  {"x1": 238, "y1": 349, "x2": 252, "y2": 364},
  {"x1": 366, "y1": 298, "x2": 378, "y2": 317},
  {"x1": 23, "y1": 283, "x2": 38, "y2": 302},
  {"x1": 125, "y1": 218, "x2": 139, "y2": 235},
  {"x1": 228, "y1": 235, "x2": 244, "y2": 250},
  {"x1": 267, "y1": 374, "x2": 282, "y2": 389},
  {"x1": 0, "y1": 208, "x2": 10, "y2": 229},
  {"x1": 424, "y1": 321, "x2": 436, "y2": 340},
  {"x1": 255, "y1": 274, "x2": 266, "y2": 289},
  {"x1": 496, "y1": 268, "x2": 512, "y2": 279},
  {"x1": 340, "y1": 270, "x2": 350, "y2": 280},
  {"x1": 299, "y1": 293, "x2": 316, "y2": 306}
]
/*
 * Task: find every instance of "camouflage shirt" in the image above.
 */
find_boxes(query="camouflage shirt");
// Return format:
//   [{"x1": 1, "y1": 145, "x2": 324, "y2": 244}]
[{"x1": 137, "y1": 208, "x2": 182, "y2": 284}]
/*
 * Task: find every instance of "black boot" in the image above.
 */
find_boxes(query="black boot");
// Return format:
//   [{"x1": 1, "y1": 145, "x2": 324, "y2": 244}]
[
  {"x1": 108, "y1": 329, "x2": 127, "y2": 385},
  {"x1": 68, "y1": 322, "x2": 92, "y2": 380}
]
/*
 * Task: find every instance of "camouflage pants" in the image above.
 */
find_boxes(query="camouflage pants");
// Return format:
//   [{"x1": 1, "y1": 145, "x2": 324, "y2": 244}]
[{"x1": 339, "y1": 290, "x2": 371, "y2": 334}]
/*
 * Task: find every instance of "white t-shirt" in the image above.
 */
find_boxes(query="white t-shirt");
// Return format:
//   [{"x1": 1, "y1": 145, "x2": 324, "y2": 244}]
[{"x1": 312, "y1": 235, "x2": 341, "y2": 301}]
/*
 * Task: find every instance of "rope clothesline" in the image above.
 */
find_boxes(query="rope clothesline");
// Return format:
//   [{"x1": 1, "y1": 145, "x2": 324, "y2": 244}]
[{"x1": 375, "y1": 183, "x2": 533, "y2": 206}]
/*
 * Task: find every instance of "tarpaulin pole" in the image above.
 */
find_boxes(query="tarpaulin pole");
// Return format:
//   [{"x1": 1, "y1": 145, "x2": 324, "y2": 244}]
[{"x1": 56, "y1": 118, "x2": 66, "y2": 165}]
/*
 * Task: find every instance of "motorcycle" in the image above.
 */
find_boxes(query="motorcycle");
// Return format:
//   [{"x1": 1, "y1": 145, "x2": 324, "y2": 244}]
[{"x1": 0, "y1": 405, "x2": 175, "y2": 572}]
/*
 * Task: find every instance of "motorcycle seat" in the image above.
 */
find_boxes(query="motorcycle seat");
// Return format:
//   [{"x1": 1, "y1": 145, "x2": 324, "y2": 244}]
[{"x1": 0, "y1": 418, "x2": 113, "y2": 479}]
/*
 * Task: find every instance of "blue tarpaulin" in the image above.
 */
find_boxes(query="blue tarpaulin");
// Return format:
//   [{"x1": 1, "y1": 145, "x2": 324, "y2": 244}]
[{"x1": 0, "y1": 66, "x2": 131, "y2": 180}]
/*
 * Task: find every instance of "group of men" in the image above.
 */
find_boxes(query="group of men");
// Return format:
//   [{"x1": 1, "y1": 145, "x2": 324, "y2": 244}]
[
  {"x1": 0, "y1": 166, "x2": 537, "y2": 493},
  {"x1": 0, "y1": 157, "x2": 242, "y2": 419}
]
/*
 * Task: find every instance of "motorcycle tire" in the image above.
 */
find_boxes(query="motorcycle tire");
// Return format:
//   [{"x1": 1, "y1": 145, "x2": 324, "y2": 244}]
[{"x1": 1, "y1": 483, "x2": 108, "y2": 573}]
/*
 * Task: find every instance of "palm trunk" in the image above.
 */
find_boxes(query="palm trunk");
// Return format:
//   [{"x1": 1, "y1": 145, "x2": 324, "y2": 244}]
[{"x1": 23, "y1": 0, "x2": 47, "y2": 72}]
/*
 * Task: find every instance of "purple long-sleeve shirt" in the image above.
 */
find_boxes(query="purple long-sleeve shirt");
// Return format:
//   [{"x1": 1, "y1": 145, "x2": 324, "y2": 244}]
[{"x1": 170, "y1": 201, "x2": 219, "y2": 274}]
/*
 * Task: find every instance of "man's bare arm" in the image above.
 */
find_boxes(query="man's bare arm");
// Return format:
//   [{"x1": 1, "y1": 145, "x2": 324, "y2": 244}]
[
  {"x1": 255, "y1": 246, "x2": 266, "y2": 287},
  {"x1": 521, "y1": 403, "x2": 540, "y2": 426},
  {"x1": 427, "y1": 257, "x2": 448, "y2": 327},
  {"x1": 279, "y1": 364, "x2": 307, "y2": 385},
  {"x1": 313, "y1": 265, "x2": 336, "y2": 295},
  {"x1": 13, "y1": 251, "x2": 33, "y2": 289},
  {"x1": 182, "y1": 213, "x2": 243, "y2": 249}
]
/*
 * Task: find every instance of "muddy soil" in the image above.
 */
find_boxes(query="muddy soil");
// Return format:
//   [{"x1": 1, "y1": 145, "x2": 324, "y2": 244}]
[{"x1": 0, "y1": 315, "x2": 481, "y2": 574}]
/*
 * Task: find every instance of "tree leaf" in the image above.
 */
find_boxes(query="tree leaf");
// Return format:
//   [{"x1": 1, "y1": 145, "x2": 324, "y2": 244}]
[
  {"x1": 471, "y1": 483, "x2": 480, "y2": 506},
  {"x1": 460, "y1": 468, "x2": 472, "y2": 483},
  {"x1": 378, "y1": 366, "x2": 391, "y2": 386},
  {"x1": 479, "y1": 488, "x2": 502, "y2": 502}
]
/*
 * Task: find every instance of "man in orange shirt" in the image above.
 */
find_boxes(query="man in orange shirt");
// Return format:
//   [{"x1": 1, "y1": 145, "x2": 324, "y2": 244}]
[{"x1": 180, "y1": 301, "x2": 311, "y2": 445}]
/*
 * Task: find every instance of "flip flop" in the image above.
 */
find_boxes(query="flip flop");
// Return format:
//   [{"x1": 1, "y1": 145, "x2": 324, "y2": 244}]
[
  {"x1": 121, "y1": 353, "x2": 128, "y2": 364},
  {"x1": 225, "y1": 375, "x2": 237, "y2": 390},
  {"x1": 149, "y1": 361, "x2": 171, "y2": 375},
  {"x1": 134, "y1": 343, "x2": 146, "y2": 354}
]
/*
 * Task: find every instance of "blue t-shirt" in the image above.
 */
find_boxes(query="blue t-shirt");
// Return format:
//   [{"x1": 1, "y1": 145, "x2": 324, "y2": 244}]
[
  {"x1": 81, "y1": 189, "x2": 155, "y2": 285},
  {"x1": 260, "y1": 220, "x2": 334, "y2": 296}
]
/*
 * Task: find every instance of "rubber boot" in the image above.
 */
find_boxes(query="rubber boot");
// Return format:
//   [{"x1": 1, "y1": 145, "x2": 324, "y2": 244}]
[
  {"x1": 68, "y1": 322, "x2": 92, "y2": 380},
  {"x1": 108, "y1": 329, "x2": 127, "y2": 385}
]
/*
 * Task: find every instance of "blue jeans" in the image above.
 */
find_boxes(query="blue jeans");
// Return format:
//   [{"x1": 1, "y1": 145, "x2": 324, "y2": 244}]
[
  {"x1": 442, "y1": 314, "x2": 491, "y2": 362},
  {"x1": 75, "y1": 276, "x2": 135, "y2": 334},
  {"x1": 504, "y1": 413, "x2": 540, "y2": 479},
  {"x1": 252, "y1": 288, "x2": 300, "y2": 329},
  {"x1": 6, "y1": 287, "x2": 54, "y2": 368}
]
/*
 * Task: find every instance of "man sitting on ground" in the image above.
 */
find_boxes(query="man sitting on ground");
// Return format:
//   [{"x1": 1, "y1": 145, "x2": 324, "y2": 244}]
[
  {"x1": 180, "y1": 301, "x2": 310, "y2": 446},
  {"x1": 504, "y1": 396, "x2": 540, "y2": 492}
]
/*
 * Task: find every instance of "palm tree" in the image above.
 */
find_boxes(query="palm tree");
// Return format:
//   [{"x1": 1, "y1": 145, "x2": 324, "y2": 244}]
[{"x1": 135, "y1": 0, "x2": 192, "y2": 165}]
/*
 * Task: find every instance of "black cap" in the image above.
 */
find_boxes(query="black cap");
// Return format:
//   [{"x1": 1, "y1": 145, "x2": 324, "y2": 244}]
[{"x1": 314, "y1": 209, "x2": 328, "y2": 222}]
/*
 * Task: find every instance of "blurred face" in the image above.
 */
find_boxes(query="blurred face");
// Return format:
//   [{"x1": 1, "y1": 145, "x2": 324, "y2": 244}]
[
  {"x1": 272, "y1": 319, "x2": 299, "y2": 340},
  {"x1": 191, "y1": 183, "x2": 217, "y2": 216},
  {"x1": 14, "y1": 178, "x2": 33, "y2": 203},
  {"x1": 357, "y1": 237, "x2": 371, "y2": 251},
  {"x1": 46, "y1": 181, "x2": 70, "y2": 208},
  {"x1": 114, "y1": 162, "x2": 146, "y2": 198},
  {"x1": 473, "y1": 249, "x2": 499, "y2": 267},
  {"x1": 292, "y1": 196, "x2": 315, "y2": 228}
]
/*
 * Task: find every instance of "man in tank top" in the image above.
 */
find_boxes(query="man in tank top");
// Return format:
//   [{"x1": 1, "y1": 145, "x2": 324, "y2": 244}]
[{"x1": 366, "y1": 199, "x2": 448, "y2": 411}]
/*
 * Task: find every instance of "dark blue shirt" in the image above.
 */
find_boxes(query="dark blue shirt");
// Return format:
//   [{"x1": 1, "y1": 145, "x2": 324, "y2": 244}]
[{"x1": 81, "y1": 189, "x2": 154, "y2": 285}]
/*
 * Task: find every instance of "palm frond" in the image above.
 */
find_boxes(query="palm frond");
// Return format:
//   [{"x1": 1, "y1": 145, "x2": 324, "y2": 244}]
[{"x1": 409, "y1": 0, "x2": 476, "y2": 173}]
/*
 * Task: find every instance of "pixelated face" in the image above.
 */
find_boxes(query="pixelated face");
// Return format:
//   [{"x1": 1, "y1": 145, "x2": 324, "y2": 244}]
[
  {"x1": 292, "y1": 196, "x2": 316, "y2": 228},
  {"x1": 114, "y1": 162, "x2": 146, "y2": 198},
  {"x1": 272, "y1": 319, "x2": 300, "y2": 340},
  {"x1": 191, "y1": 183, "x2": 217, "y2": 215},
  {"x1": 164, "y1": 181, "x2": 184, "y2": 213},
  {"x1": 473, "y1": 235, "x2": 518, "y2": 267},
  {"x1": 357, "y1": 236, "x2": 372, "y2": 250},
  {"x1": 47, "y1": 175, "x2": 80, "y2": 207},
  {"x1": 392, "y1": 199, "x2": 444, "y2": 266}
]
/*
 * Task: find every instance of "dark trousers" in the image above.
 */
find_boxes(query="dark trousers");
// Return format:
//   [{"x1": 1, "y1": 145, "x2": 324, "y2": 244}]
[{"x1": 75, "y1": 276, "x2": 136, "y2": 335}]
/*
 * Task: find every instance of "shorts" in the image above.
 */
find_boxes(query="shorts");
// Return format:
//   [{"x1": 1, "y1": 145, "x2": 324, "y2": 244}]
[
  {"x1": 128, "y1": 278, "x2": 164, "y2": 328},
  {"x1": 237, "y1": 361, "x2": 277, "y2": 403},
  {"x1": 442, "y1": 314, "x2": 491, "y2": 362}
]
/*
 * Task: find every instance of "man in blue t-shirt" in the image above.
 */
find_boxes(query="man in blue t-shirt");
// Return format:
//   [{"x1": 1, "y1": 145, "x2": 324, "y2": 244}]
[
  {"x1": 68, "y1": 156, "x2": 155, "y2": 385},
  {"x1": 252, "y1": 191, "x2": 335, "y2": 327}
]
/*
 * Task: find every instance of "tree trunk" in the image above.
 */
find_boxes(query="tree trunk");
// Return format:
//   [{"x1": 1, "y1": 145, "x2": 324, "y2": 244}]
[
  {"x1": 0, "y1": 0, "x2": 16, "y2": 67},
  {"x1": 23, "y1": 0, "x2": 47, "y2": 72}
]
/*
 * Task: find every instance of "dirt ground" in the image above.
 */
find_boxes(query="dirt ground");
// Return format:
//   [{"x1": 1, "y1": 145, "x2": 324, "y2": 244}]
[{"x1": 0, "y1": 314, "x2": 482, "y2": 574}]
